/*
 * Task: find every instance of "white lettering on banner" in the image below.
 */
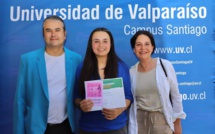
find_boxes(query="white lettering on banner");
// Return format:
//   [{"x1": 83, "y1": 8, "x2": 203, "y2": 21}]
[
  {"x1": 166, "y1": 24, "x2": 207, "y2": 36},
  {"x1": 175, "y1": 72, "x2": 187, "y2": 76},
  {"x1": 128, "y1": 3, "x2": 207, "y2": 23},
  {"x1": 10, "y1": 3, "x2": 207, "y2": 22},
  {"x1": 123, "y1": 24, "x2": 208, "y2": 36},
  {"x1": 171, "y1": 60, "x2": 193, "y2": 64},
  {"x1": 181, "y1": 91, "x2": 206, "y2": 101},
  {"x1": 179, "y1": 81, "x2": 202, "y2": 86},
  {"x1": 154, "y1": 46, "x2": 193, "y2": 54},
  {"x1": 10, "y1": 5, "x2": 100, "y2": 21},
  {"x1": 105, "y1": 5, "x2": 123, "y2": 20},
  {"x1": 124, "y1": 24, "x2": 163, "y2": 35}
]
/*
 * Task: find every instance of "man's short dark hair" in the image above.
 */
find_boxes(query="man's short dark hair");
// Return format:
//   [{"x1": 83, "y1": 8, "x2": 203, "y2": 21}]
[{"x1": 42, "y1": 15, "x2": 66, "y2": 36}]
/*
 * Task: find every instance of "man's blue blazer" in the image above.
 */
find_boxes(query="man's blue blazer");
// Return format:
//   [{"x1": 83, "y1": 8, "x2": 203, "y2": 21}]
[{"x1": 13, "y1": 47, "x2": 82, "y2": 134}]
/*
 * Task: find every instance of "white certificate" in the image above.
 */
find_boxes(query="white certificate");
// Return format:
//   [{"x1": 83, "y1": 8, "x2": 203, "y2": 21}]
[{"x1": 102, "y1": 77, "x2": 126, "y2": 109}]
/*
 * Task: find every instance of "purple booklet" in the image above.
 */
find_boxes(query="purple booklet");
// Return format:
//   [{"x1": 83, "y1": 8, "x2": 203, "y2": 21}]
[{"x1": 85, "y1": 80, "x2": 103, "y2": 111}]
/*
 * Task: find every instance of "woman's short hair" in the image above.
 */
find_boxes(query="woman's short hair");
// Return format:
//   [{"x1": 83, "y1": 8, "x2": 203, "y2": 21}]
[{"x1": 130, "y1": 30, "x2": 156, "y2": 54}]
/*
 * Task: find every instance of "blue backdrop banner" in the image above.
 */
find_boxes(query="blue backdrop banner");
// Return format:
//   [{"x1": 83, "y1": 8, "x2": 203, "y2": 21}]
[{"x1": 0, "y1": 0, "x2": 214, "y2": 134}]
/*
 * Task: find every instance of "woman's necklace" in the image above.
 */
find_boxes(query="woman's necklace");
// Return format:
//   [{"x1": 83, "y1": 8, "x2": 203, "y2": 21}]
[{"x1": 139, "y1": 58, "x2": 152, "y2": 70}]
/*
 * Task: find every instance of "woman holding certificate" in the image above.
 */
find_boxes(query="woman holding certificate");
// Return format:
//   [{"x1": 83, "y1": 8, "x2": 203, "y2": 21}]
[
  {"x1": 74, "y1": 27, "x2": 133, "y2": 134},
  {"x1": 128, "y1": 30, "x2": 186, "y2": 134}
]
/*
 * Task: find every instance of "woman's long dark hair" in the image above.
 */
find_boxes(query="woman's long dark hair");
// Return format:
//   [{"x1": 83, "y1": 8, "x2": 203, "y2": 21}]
[{"x1": 78, "y1": 27, "x2": 121, "y2": 97}]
